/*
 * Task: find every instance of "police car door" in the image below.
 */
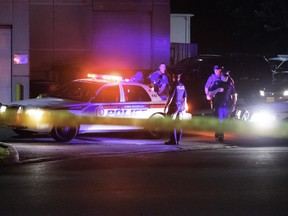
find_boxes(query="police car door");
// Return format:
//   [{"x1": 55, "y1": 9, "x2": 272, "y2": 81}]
[
  {"x1": 80, "y1": 84, "x2": 124, "y2": 132},
  {"x1": 121, "y1": 84, "x2": 152, "y2": 119},
  {"x1": 93, "y1": 84, "x2": 122, "y2": 118}
]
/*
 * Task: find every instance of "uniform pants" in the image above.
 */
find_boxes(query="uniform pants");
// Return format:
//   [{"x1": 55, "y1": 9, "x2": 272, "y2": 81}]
[
  {"x1": 168, "y1": 110, "x2": 183, "y2": 144},
  {"x1": 214, "y1": 105, "x2": 229, "y2": 137}
]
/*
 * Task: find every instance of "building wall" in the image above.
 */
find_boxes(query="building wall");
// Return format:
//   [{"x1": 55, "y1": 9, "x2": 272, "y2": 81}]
[
  {"x1": 170, "y1": 14, "x2": 193, "y2": 43},
  {"x1": 0, "y1": 0, "x2": 170, "y2": 101},
  {"x1": 30, "y1": 0, "x2": 171, "y2": 84},
  {"x1": 29, "y1": 0, "x2": 93, "y2": 83},
  {"x1": 0, "y1": 0, "x2": 29, "y2": 102},
  {"x1": 170, "y1": 13, "x2": 198, "y2": 64}
]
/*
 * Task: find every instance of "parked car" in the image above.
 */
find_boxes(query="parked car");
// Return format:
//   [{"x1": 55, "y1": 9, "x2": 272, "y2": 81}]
[
  {"x1": 0, "y1": 74, "x2": 191, "y2": 142},
  {"x1": 173, "y1": 53, "x2": 272, "y2": 115},
  {"x1": 259, "y1": 78, "x2": 288, "y2": 103},
  {"x1": 234, "y1": 100, "x2": 288, "y2": 137}
]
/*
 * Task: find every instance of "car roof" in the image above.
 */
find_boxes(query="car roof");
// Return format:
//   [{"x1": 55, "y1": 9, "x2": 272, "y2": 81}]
[
  {"x1": 73, "y1": 78, "x2": 148, "y2": 86},
  {"x1": 174, "y1": 53, "x2": 272, "y2": 79}
]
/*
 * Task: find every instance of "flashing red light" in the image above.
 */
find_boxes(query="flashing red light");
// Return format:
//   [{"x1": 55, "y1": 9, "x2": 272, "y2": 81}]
[{"x1": 87, "y1": 74, "x2": 122, "y2": 81}]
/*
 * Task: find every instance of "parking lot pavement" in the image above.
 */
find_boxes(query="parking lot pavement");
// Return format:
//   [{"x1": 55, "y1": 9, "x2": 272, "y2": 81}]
[
  {"x1": 0, "y1": 127, "x2": 17, "y2": 141},
  {"x1": 0, "y1": 128, "x2": 230, "y2": 166}
]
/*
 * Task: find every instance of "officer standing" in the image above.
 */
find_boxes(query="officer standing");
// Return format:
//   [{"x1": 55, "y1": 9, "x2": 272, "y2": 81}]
[
  {"x1": 164, "y1": 72, "x2": 187, "y2": 145},
  {"x1": 204, "y1": 65, "x2": 237, "y2": 142}
]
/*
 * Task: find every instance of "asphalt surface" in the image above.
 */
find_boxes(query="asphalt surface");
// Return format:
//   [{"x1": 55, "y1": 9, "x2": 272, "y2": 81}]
[
  {"x1": 1, "y1": 128, "x2": 288, "y2": 215},
  {"x1": 1, "y1": 126, "x2": 287, "y2": 166},
  {"x1": 0, "y1": 127, "x2": 231, "y2": 166},
  {"x1": 1, "y1": 146, "x2": 288, "y2": 215}
]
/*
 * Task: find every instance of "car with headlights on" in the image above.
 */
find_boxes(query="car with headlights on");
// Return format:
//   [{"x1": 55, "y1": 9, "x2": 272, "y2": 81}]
[
  {"x1": 174, "y1": 53, "x2": 272, "y2": 115},
  {"x1": 234, "y1": 101, "x2": 288, "y2": 137},
  {"x1": 233, "y1": 68, "x2": 288, "y2": 137},
  {"x1": 259, "y1": 82, "x2": 288, "y2": 103},
  {"x1": 0, "y1": 74, "x2": 191, "y2": 142}
]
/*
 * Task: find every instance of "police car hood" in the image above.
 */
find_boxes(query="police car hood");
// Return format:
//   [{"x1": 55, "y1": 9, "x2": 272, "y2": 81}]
[{"x1": 7, "y1": 97, "x2": 84, "y2": 109}]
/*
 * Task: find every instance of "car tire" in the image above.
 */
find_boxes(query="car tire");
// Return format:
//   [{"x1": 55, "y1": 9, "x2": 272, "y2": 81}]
[
  {"x1": 13, "y1": 129, "x2": 35, "y2": 137},
  {"x1": 50, "y1": 125, "x2": 79, "y2": 142},
  {"x1": 146, "y1": 113, "x2": 167, "y2": 138}
]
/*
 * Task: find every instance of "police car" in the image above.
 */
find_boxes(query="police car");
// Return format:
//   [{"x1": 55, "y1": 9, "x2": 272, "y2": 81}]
[{"x1": 0, "y1": 74, "x2": 191, "y2": 142}]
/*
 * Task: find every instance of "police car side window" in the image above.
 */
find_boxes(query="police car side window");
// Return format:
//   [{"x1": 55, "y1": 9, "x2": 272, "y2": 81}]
[
  {"x1": 123, "y1": 85, "x2": 151, "y2": 102},
  {"x1": 93, "y1": 85, "x2": 120, "y2": 103}
]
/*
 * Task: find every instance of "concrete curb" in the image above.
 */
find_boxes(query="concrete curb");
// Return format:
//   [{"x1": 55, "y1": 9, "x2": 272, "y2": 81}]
[{"x1": 0, "y1": 142, "x2": 19, "y2": 166}]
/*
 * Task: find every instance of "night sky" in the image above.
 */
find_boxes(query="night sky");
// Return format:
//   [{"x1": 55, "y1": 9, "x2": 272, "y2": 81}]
[{"x1": 171, "y1": 0, "x2": 288, "y2": 56}]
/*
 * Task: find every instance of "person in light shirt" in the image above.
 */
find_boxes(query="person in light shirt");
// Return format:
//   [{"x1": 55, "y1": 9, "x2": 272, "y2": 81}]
[{"x1": 204, "y1": 65, "x2": 237, "y2": 142}]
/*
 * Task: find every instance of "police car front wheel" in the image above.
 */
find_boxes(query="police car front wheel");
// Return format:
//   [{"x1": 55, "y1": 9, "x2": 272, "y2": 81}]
[
  {"x1": 146, "y1": 113, "x2": 167, "y2": 138},
  {"x1": 50, "y1": 125, "x2": 79, "y2": 142}
]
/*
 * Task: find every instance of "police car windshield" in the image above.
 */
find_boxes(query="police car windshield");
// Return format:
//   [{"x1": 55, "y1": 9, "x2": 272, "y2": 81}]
[{"x1": 49, "y1": 81, "x2": 104, "y2": 102}]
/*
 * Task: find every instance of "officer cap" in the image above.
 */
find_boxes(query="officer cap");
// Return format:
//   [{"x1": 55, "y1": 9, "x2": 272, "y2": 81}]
[{"x1": 214, "y1": 65, "x2": 224, "y2": 70}]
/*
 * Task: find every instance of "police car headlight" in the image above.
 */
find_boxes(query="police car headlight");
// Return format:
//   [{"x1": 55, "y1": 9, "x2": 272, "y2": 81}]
[
  {"x1": 283, "y1": 90, "x2": 288, "y2": 96},
  {"x1": 26, "y1": 108, "x2": 45, "y2": 122},
  {"x1": 0, "y1": 105, "x2": 7, "y2": 113},
  {"x1": 250, "y1": 110, "x2": 276, "y2": 128},
  {"x1": 259, "y1": 90, "x2": 265, "y2": 97}
]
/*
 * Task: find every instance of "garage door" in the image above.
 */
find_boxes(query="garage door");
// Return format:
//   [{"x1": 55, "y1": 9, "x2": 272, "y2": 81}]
[{"x1": 0, "y1": 28, "x2": 11, "y2": 103}]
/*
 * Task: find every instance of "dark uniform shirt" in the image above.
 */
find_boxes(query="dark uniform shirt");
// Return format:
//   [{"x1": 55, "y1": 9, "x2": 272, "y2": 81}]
[
  {"x1": 167, "y1": 81, "x2": 187, "y2": 114},
  {"x1": 213, "y1": 77, "x2": 237, "y2": 107},
  {"x1": 148, "y1": 71, "x2": 169, "y2": 98}
]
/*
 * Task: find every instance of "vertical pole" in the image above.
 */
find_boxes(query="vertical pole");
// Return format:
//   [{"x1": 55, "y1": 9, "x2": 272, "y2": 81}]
[{"x1": 15, "y1": 83, "x2": 23, "y2": 101}]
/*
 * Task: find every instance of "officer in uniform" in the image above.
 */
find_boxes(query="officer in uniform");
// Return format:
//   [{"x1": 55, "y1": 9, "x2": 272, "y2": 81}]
[
  {"x1": 148, "y1": 63, "x2": 169, "y2": 100},
  {"x1": 204, "y1": 65, "x2": 237, "y2": 142},
  {"x1": 164, "y1": 71, "x2": 188, "y2": 145}
]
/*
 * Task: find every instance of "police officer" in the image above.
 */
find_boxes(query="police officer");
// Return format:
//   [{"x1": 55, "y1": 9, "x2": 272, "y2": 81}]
[
  {"x1": 148, "y1": 63, "x2": 169, "y2": 100},
  {"x1": 164, "y1": 72, "x2": 188, "y2": 145},
  {"x1": 204, "y1": 65, "x2": 237, "y2": 142}
]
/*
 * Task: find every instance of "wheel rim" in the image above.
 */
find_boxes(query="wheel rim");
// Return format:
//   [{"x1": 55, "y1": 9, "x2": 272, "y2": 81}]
[{"x1": 51, "y1": 125, "x2": 78, "y2": 142}]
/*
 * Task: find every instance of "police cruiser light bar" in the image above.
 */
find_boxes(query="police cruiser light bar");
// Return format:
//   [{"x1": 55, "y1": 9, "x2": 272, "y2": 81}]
[{"x1": 87, "y1": 73, "x2": 122, "y2": 81}]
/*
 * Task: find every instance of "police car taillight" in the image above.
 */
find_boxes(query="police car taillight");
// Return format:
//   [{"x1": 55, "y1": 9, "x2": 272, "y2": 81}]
[{"x1": 87, "y1": 74, "x2": 122, "y2": 81}]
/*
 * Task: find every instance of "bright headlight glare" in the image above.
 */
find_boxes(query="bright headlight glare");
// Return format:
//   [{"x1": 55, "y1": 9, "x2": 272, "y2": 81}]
[
  {"x1": 259, "y1": 90, "x2": 265, "y2": 97},
  {"x1": 0, "y1": 106, "x2": 7, "y2": 113},
  {"x1": 250, "y1": 111, "x2": 276, "y2": 128},
  {"x1": 26, "y1": 108, "x2": 44, "y2": 121},
  {"x1": 283, "y1": 90, "x2": 288, "y2": 96}
]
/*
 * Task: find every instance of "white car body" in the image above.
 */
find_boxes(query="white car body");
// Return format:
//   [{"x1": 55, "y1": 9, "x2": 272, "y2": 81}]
[{"x1": 0, "y1": 75, "x2": 191, "y2": 142}]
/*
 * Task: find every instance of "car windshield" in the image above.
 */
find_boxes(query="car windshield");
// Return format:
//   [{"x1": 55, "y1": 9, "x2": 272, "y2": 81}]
[
  {"x1": 273, "y1": 73, "x2": 288, "y2": 84},
  {"x1": 49, "y1": 81, "x2": 104, "y2": 102},
  {"x1": 268, "y1": 60, "x2": 282, "y2": 70}
]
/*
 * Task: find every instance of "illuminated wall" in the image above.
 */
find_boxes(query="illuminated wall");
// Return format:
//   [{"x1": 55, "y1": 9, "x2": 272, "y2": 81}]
[{"x1": 30, "y1": 0, "x2": 170, "y2": 83}]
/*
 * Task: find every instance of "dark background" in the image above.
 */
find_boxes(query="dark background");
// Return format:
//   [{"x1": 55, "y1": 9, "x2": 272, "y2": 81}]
[{"x1": 171, "y1": 0, "x2": 288, "y2": 56}]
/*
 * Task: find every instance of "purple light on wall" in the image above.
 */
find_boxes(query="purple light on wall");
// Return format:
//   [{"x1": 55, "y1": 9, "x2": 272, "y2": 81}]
[{"x1": 92, "y1": 12, "x2": 151, "y2": 71}]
